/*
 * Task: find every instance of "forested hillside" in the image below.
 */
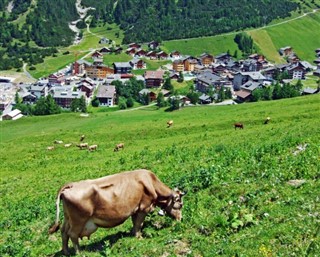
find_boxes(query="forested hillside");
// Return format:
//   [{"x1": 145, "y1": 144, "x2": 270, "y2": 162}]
[
  {"x1": 112, "y1": 0, "x2": 299, "y2": 43},
  {"x1": 0, "y1": 0, "x2": 304, "y2": 48},
  {"x1": 0, "y1": 0, "x2": 318, "y2": 72}
]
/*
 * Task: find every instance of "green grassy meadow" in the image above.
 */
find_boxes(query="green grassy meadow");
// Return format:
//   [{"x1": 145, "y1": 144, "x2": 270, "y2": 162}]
[
  {"x1": 162, "y1": 34, "x2": 241, "y2": 57},
  {"x1": 248, "y1": 11, "x2": 320, "y2": 63},
  {"x1": 1, "y1": 95, "x2": 319, "y2": 256}
]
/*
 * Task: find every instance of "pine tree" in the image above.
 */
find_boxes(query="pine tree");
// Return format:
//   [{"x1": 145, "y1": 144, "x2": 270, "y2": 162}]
[
  {"x1": 156, "y1": 92, "x2": 166, "y2": 108},
  {"x1": 78, "y1": 96, "x2": 87, "y2": 113}
]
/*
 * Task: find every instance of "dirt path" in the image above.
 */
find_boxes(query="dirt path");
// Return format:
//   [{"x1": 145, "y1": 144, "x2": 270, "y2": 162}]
[{"x1": 69, "y1": 0, "x2": 96, "y2": 45}]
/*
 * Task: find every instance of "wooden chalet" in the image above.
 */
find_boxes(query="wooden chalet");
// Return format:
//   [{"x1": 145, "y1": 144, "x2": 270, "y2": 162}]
[{"x1": 144, "y1": 70, "x2": 165, "y2": 88}]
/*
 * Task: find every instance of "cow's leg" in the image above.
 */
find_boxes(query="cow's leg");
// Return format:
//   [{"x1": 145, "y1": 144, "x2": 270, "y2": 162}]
[
  {"x1": 61, "y1": 221, "x2": 70, "y2": 256},
  {"x1": 131, "y1": 212, "x2": 147, "y2": 237},
  {"x1": 66, "y1": 223, "x2": 82, "y2": 254}
]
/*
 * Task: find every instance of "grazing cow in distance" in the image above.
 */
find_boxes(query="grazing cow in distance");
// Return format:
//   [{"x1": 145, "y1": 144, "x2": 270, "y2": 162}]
[
  {"x1": 77, "y1": 143, "x2": 88, "y2": 150},
  {"x1": 80, "y1": 135, "x2": 85, "y2": 142},
  {"x1": 264, "y1": 117, "x2": 271, "y2": 124},
  {"x1": 49, "y1": 169, "x2": 185, "y2": 256},
  {"x1": 114, "y1": 143, "x2": 124, "y2": 152},
  {"x1": 54, "y1": 140, "x2": 63, "y2": 144},
  {"x1": 47, "y1": 146, "x2": 55, "y2": 151},
  {"x1": 234, "y1": 123, "x2": 244, "y2": 129},
  {"x1": 88, "y1": 144, "x2": 98, "y2": 152},
  {"x1": 167, "y1": 120, "x2": 173, "y2": 128},
  {"x1": 64, "y1": 143, "x2": 72, "y2": 148}
]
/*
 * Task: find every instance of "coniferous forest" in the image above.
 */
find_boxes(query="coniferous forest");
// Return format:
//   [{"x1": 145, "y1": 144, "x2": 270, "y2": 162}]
[{"x1": 0, "y1": 0, "x2": 317, "y2": 71}]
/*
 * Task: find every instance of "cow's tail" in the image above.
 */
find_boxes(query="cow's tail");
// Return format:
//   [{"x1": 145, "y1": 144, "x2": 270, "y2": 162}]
[{"x1": 48, "y1": 184, "x2": 70, "y2": 234}]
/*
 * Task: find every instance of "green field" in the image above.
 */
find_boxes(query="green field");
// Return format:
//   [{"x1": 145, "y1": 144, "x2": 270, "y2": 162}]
[
  {"x1": 1, "y1": 95, "x2": 319, "y2": 256},
  {"x1": 162, "y1": 34, "x2": 241, "y2": 57},
  {"x1": 249, "y1": 10, "x2": 320, "y2": 63}
]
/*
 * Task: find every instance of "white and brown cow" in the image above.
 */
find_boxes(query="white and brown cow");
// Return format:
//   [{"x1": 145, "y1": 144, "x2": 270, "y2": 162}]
[
  {"x1": 77, "y1": 143, "x2": 88, "y2": 150},
  {"x1": 167, "y1": 120, "x2": 173, "y2": 128},
  {"x1": 88, "y1": 144, "x2": 97, "y2": 152},
  {"x1": 113, "y1": 143, "x2": 124, "y2": 152},
  {"x1": 49, "y1": 169, "x2": 185, "y2": 255}
]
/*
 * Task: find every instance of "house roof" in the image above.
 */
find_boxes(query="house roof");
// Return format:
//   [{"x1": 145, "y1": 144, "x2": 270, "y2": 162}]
[
  {"x1": 303, "y1": 87, "x2": 318, "y2": 94},
  {"x1": 300, "y1": 61, "x2": 314, "y2": 69},
  {"x1": 30, "y1": 83, "x2": 47, "y2": 91},
  {"x1": 139, "y1": 89, "x2": 151, "y2": 95},
  {"x1": 160, "y1": 89, "x2": 170, "y2": 96},
  {"x1": 79, "y1": 83, "x2": 93, "y2": 90},
  {"x1": 241, "y1": 81, "x2": 261, "y2": 92},
  {"x1": 197, "y1": 71, "x2": 223, "y2": 84},
  {"x1": 313, "y1": 69, "x2": 320, "y2": 76},
  {"x1": 144, "y1": 70, "x2": 165, "y2": 79},
  {"x1": 199, "y1": 94, "x2": 211, "y2": 101},
  {"x1": 240, "y1": 72, "x2": 266, "y2": 80},
  {"x1": 100, "y1": 47, "x2": 111, "y2": 52},
  {"x1": 215, "y1": 53, "x2": 230, "y2": 59},
  {"x1": 286, "y1": 62, "x2": 306, "y2": 71},
  {"x1": 113, "y1": 62, "x2": 131, "y2": 68},
  {"x1": 146, "y1": 51, "x2": 157, "y2": 56},
  {"x1": 6, "y1": 109, "x2": 21, "y2": 117},
  {"x1": 235, "y1": 90, "x2": 251, "y2": 99},
  {"x1": 53, "y1": 90, "x2": 86, "y2": 99},
  {"x1": 76, "y1": 59, "x2": 92, "y2": 66},
  {"x1": 130, "y1": 58, "x2": 144, "y2": 65},
  {"x1": 2, "y1": 109, "x2": 24, "y2": 120},
  {"x1": 96, "y1": 85, "x2": 116, "y2": 98},
  {"x1": 199, "y1": 53, "x2": 213, "y2": 58},
  {"x1": 157, "y1": 51, "x2": 168, "y2": 55},
  {"x1": 171, "y1": 50, "x2": 180, "y2": 55},
  {"x1": 280, "y1": 46, "x2": 292, "y2": 51},
  {"x1": 81, "y1": 77, "x2": 95, "y2": 86}
]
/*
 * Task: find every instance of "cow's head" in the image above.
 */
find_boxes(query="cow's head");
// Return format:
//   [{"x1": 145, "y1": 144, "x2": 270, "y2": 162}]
[{"x1": 161, "y1": 189, "x2": 185, "y2": 221}]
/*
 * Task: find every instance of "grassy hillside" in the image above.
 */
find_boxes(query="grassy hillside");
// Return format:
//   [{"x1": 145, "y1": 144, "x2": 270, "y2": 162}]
[
  {"x1": 1, "y1": 95, "x2": 319, "y2": 256},
  {"x1": 162, "y1": 34, "x2": 241, "y2": 57},
  {"x1": 249, "y1": 10, "x2": 320, "y2": 63},
  {"x1": 163, "y1": 10, "x2": 320, "y2": 64}
]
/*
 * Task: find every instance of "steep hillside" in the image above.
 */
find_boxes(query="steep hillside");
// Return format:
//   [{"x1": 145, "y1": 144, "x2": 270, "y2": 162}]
[
  {"x1": 0, "y1": 0, "x2": 302, "y2": 48},
  {"x1": 1, "y1": 95, "x2": 319, "y2": 256},
  {"x1": 249, "y1": 10, "x2": 320, "y2": 63},
  {"x1": 162, "y1": 10, "x2": 320, "y2": 63}
]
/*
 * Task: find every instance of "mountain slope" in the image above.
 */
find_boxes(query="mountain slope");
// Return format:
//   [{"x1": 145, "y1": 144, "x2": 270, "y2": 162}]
[{"x1": 0, "y1": 95, "x2": 319, "y2": 256}]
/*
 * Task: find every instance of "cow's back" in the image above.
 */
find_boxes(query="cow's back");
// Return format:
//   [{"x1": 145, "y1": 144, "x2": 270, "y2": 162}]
[{"x1": 61, "y1": 170, "x2": 162, "y2": 227}]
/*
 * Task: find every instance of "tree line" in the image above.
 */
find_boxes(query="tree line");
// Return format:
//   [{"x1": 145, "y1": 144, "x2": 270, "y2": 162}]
[
  {"x1": 14, "y1": 93, "x2": 87, "y2": 116},
  {"x1": 1, "y1": 0, "x2": 299, "y2": 49}
]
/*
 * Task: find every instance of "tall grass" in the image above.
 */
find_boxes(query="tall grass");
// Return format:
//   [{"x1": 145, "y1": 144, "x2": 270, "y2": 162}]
[{"x1": 0, "y1": 94, "x2": 319, "y2": 256}]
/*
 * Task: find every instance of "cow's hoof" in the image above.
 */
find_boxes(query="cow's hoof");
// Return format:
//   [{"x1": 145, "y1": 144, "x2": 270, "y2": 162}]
[{"x1": 62, "y1": 250, "x2": 70, "y2": 256}]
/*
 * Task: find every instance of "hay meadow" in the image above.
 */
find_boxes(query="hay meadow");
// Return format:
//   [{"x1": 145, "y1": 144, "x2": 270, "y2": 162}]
[{"x1": 1, "y1": 94, "x2": 319, "y2": 256}]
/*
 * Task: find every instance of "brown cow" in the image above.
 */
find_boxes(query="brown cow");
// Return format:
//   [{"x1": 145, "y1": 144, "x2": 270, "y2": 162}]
[
  {"x1": 114, "y1": 143, "x2": 124, "y2": 152},
  {"x1": 167, "y1": 120, "x2": 173, "y2": 128},
  {"x1": 234, "y1": 123, "x2": 244, "y2": 129},
  {"x1": 49, "y1": 169, "x2": 185, "y2": 255}
]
